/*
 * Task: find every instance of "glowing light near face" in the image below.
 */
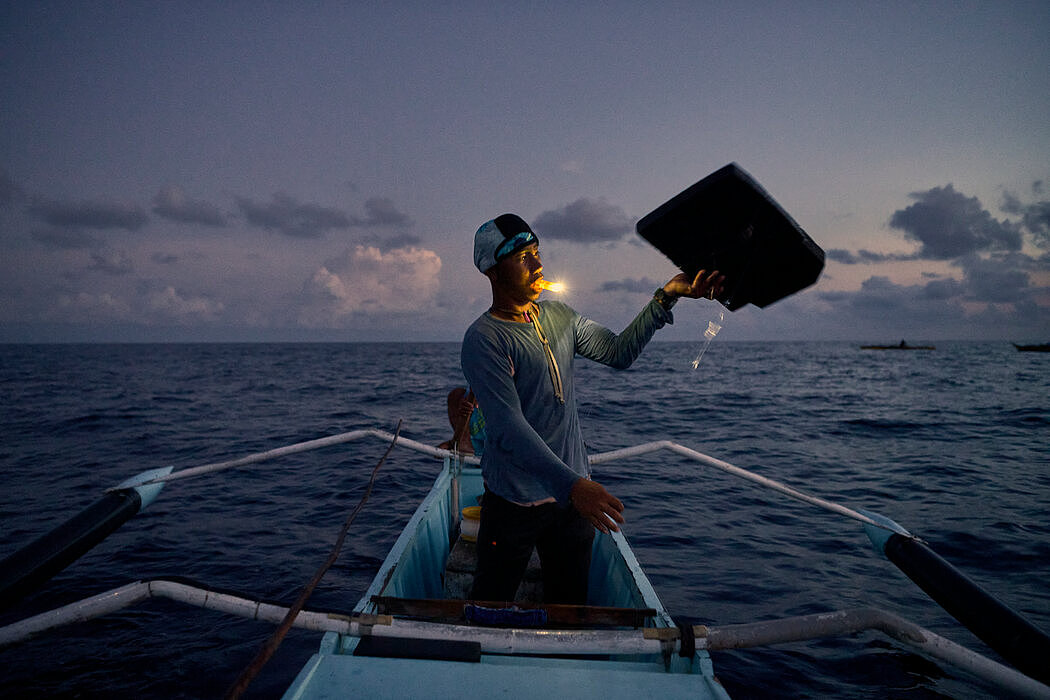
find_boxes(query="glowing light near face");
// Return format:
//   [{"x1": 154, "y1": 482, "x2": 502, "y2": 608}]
[{"x1": 539, "y1": 280, "x2": 565, "y2": 293}]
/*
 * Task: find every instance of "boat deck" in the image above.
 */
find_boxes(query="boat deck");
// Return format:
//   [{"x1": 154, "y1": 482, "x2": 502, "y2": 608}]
[{"x1": 288, "y1": 651, "x2": 722, "y2": 699}]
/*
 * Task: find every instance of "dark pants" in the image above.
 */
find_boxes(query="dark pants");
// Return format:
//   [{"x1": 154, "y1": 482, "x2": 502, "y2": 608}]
[{"x1": 470, "y1": 490, "x2": 595, "y2": 605}]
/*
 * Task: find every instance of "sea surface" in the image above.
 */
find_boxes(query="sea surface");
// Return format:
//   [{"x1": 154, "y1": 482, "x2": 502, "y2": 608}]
[{"x1": 0, "y1": 341, "x2": 1047, "y2": 699}]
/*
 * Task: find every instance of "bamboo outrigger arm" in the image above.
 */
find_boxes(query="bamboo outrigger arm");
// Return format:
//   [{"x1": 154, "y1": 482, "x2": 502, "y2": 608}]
[{"x1": 0, "y1": 579, "x2": 1046, "y2": 699}]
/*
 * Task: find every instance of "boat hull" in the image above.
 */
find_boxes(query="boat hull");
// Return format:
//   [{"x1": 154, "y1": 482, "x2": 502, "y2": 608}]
[{"x1": 283, "y1": 458, "x2": 729, "y2": 699}]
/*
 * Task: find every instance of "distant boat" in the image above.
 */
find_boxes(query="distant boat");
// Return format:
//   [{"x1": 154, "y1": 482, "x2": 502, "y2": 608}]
[
  {"x1": 1013, "y1": 343, "x2": 1050, "y2": 352},
  {"x1": 860, "y1": 341, "x2": 935, "y2": 350}
]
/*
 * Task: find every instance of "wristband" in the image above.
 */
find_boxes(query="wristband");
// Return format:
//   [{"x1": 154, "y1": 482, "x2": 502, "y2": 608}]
[{"x1": 653, "y1": 287, "x2": 678, "y2": 311}]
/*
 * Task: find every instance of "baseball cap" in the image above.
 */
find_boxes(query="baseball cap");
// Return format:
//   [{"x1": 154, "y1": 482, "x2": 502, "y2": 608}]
[{"x1": 473, "y1": 213, "x2": 538, "y2": 273}]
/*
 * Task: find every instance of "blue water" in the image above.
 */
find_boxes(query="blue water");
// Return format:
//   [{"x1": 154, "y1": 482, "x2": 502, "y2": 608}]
[{"x1": 0, "y1": 341, "x2": 1047, "y2": 698}]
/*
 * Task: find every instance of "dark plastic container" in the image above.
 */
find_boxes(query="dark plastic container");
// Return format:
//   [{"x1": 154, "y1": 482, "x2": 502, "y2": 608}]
[{"x1": 636, "y1": 163, "x2": 825, "y2": 310}]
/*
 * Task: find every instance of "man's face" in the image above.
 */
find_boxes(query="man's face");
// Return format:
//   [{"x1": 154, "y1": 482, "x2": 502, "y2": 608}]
[{"x1": 491, "y1": 243, "x2": 544, "y2": 303}]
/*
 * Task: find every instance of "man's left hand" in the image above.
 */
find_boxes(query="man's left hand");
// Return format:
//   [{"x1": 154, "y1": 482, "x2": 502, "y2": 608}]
[{"x1": 663, "y1": 269, "x2": 725, "y2": 300}]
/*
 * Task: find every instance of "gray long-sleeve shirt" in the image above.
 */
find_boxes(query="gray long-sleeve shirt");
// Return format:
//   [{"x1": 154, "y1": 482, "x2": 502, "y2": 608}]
[{"x1": 460, "y1": 299, "x2": 671, "y2": 505}]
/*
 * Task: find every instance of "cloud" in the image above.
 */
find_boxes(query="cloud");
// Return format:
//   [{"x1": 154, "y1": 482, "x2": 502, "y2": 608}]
[
  {"x1": 1001, "y1": 184, "x2": 1050, "y2": 250},
  {"x1": 352, "y1": 197, "x2": 413, "y2": 228},
  {"x1": 298, "y1": 245, "x2": 441, "y2": 326},
  {"x1": 31, "y1": 227, "x2": 101, "y2": 250},
  {"x1": 958, "y1": 253, "x2": 1038, "y2": 304},
  {"x1": 888, "y1": 184, "x2": 1022, "y2": 259},
  {"x1": 533, "y1": 197, "x2": 633, "y2": 243},
  {"x1": 921, "y1": 276, "x2": 966, "y2": 300},
  {"x1": 45, "y1": 283, "x2": 224, "y2": 326},
  {"x1": 818, "y1": 255, "x2": 1047, "y2": 325},
  {"x1": 598, "y1": 277, "x2": 661, "y2": 293},
  {"x1": 236, "y1": 193, "x2": 414, "y2": 238},
  {"x1": 829, "y1": 182, "x2": 1050, "y2": 313},
  {"x1": 152, "y1": 186, "x2": 227, "y2": 226},
  {"x1": 54, "y1": 291, "x2": 133, "y2": 321},
  {"x1": 28, "y1": 197, "x2": 149, "y2": 231},
  {"x1": 88, "y1": 249, "x2": 134, "y2": 276},
  {"x1": 236, "y1": 192, "x2": 350, "y2": 238},
  {"x1": 826, "y1": 249, "x2": 908, "y2": 264},
  {"x1": 151, "y1": 252, "x2": 180, "y2": 265},
  {"x1": 361, "y1": 232, "x2": 423, "y2": 252},
  {"x1": 147, "y1": 286, "x2": 225, "y2": 322},
  {"x1": 814, "y1": 269, "x2": 1050, "y2": 340},
  {"x1": 820, "y1": 275, "x2": 966, "y2": 317}
]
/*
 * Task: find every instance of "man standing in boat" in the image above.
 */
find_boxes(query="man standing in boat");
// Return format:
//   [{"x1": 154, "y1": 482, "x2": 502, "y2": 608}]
[{"x1": 461, "y1": 213, "x2": 724, "y2": 605}]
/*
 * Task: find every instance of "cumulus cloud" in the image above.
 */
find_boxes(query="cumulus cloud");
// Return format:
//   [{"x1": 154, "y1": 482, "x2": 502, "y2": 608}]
[
  {"x1": 28, "y1": 197, "x2": 149, "y2": 231},
  {"x1": 152, "y1": 186, "x2": 227, "y2": 226},
  {"x1": 888, "y1": 184, "x2": 1022, "y2": 259},
  {"x1": 298, "y1": 245, "x2": 441, "y2": 326},
  {"x1": 148, "y1": 286, "x2": 225, "y2": 322},
  {"x1": 825, "y1": 181, "x2": 1050, "y2": 323},
  {"x1": 533, "y1": 198, "x2": 633, "y2": 243}
]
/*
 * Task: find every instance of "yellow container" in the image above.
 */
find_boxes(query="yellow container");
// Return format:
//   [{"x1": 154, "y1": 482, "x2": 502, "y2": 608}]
[{"x1": 460, "y1": 506, "x2": 482, "y2": 542}]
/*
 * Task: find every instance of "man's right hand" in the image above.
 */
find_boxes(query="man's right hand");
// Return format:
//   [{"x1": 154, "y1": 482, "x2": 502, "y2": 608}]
[{"x1": 570, "y1": 478, "x2": 625, "y2": 533}]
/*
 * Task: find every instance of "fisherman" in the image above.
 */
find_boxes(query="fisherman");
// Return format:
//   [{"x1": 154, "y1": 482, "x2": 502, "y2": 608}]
[
  {"x1": 438, "y1": 387, "x2": 485, "y2": 455},
  {"x1": 461, "y1": 213, "x2": 724, "y2": 605}
]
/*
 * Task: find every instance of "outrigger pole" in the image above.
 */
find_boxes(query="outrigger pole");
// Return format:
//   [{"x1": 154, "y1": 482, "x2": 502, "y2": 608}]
[
  {"x1": 0, "y1": 429, "x2": 455, "y2": 611},
  {"x1": 594, "y1": 440, "x2": 1050, "y2": 687},
  {"x1": 0, "y1": 466, "x2": 172, "y2": 610},
  {"x1": 864, "y1": 513, "x2": 1050, "y2": 687}
]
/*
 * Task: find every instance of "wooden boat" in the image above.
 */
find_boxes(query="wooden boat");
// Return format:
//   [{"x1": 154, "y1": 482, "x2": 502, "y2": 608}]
[
  {"x1": 1014, "y1": 343, "x2": 1050, "y2": 352},
  {"x1": 284, "y1": 452, "x2": 728, "y2": 699},
  {"x1": 860, "y1": 341, "x2": 935, "y2": 350},
  {"x1": 1, "y1": 430, "x2": 1048, "y2": 698}
]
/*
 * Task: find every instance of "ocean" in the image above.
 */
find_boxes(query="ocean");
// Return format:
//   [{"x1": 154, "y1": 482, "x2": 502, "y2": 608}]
[{"x1": 0, "y1": 341, "x2": 1047, "y2": 699}]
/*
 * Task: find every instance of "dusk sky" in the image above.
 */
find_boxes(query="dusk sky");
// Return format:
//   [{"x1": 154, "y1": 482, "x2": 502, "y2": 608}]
[{"x1": 2, "y1": 2, "x2": 1048, "y2": 343}]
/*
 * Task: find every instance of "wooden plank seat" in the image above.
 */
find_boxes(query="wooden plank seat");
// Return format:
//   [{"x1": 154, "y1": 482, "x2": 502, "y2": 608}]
[{"x1": 371, "y1": 595, "x2": 657, "y2": 628}]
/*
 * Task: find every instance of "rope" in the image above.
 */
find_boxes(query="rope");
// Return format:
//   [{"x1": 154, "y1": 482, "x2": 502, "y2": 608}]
[{"x1": 223, "y1": 421, "x2": 402, "y2": 700}]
